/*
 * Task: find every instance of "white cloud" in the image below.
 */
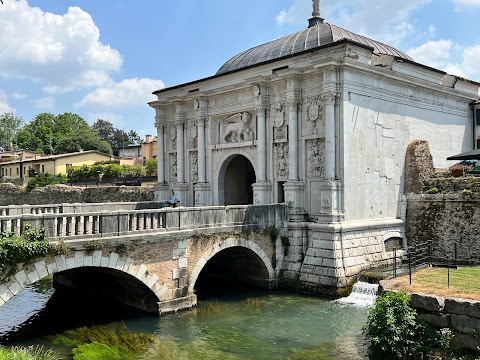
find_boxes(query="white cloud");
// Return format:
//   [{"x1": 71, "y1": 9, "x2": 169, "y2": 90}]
[
  {"x1": 0, "y1": 0, "x2": 122, "y2": 92},
  {"x1": 407, "y1": 40, "x2": 453, "y2": 68},
  {"x1": 408, "y1": 40, "x2": 480, "y2": 80},
  {"x1": 75, "y1": 78, "x2": 165, "y2": 110},
  {"x1": 276, "y1": 0, "x2": 432, "y2": 46},
  {"x1": 11, "y1": 92, "x2": 27, "y2": 100},
  {"x1": 453, "y1": 0, "x2": 480, "y2": 5},
  {"x1": 0, "y1": 90, "x2": 14, "y2": 113},
  {"x1": 34, "y1": 96, "x2": 55, "y2": 109},
  {"x1": 86, "y1": 112, "x2": 124, "y2": 127}
]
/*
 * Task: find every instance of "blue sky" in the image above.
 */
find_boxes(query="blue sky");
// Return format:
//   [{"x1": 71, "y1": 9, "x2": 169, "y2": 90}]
[{"x1": 0, "y1": 0, "x2": 479, "y2": 138}]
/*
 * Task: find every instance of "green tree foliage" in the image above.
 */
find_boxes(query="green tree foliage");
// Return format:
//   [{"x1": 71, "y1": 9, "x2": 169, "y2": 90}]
[
  {"x1": 0, "y1": 112, "x2": 23, "y2": 151},
  {"x1": 145, "y1": 158, "x2": 157, "y2": 176},
  {"x1": 92, "y1": 119, "x2": 141, "y2": 149},
  {"x1": 16, "y1": 113, "x2": 96, "y2": 154},
  {"x1": 363, "y1": 291, "x2": 420, "y2": 359},
  {"x1": 16, "y1": 113, "x2": 56, "y2": 154},
  {"x1": 55, "y1": 129, "x2": 112, "y2": 154}
]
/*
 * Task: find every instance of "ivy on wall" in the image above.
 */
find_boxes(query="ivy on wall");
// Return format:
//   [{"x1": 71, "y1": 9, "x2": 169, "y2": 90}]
[{"x1": 0, "y1": 225, "x2": 51, "y2": 283}]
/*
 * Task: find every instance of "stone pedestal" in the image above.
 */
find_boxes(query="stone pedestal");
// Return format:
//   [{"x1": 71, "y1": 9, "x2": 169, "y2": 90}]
[
  {"x1": 194, "y1": 182, "x2": 211, "y2": 206},
  {"x1": 315, "y1": 180, "x2": 344, "y2": 223},
  {"x1": 172, "y1": 183, "x2": 189, "y2": 207},
  {"x1": 154, "y1": 183, "x2": 171, "y2": 202},
  {"x1": 252, "y1": 182, "x2": 272, "y2": 205},
  {"x1": 283, "y1": 181, "x2": 306, "y2": 221}
]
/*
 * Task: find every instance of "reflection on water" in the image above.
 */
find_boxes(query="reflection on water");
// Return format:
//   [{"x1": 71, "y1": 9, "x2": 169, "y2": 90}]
[{"x1": 0, "y1": 281, "x2": 369, "y2": 359}]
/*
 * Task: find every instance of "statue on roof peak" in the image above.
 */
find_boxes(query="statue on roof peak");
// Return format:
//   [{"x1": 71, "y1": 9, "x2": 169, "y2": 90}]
[{"x1": 312, "y1": 0, "x2": 320, "y2": 17}]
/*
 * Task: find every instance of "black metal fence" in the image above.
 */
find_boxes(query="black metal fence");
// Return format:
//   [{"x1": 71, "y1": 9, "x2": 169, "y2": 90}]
[{"x1": 391, "y1": 241, "x2": 480, "y2": 292}]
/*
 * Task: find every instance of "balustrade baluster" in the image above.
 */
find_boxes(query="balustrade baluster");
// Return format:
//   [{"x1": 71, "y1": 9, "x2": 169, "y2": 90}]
[{"x1": 152, "y1": 212, "x2": 158, "y2": 229}]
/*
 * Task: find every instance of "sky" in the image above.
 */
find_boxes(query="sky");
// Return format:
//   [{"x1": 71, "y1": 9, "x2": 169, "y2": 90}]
[{"x1": 0, "y1": 0, "x2": 479, "y2": 139}]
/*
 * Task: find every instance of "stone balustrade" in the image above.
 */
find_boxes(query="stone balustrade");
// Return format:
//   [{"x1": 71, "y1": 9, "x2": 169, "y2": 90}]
[{"x1": 0, "y1": 204, "x2": 288, "y2": 241}]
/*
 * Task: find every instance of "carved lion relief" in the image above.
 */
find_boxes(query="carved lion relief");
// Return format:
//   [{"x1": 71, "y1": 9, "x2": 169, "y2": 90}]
[
  {"x1": 307, "y1": 138, "x2": 325, "y2": 178},
  {"x1": 275, "y1": 143, "x2": 289, "y2": 178},
  {"x1": 223, "y1": 112, "x2": 254, "y2": 143},
  {"x1": 169, "y1": 153, "x2": 177, "y2": 182}
]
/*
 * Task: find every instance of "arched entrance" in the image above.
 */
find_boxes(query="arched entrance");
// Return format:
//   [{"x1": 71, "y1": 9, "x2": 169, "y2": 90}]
[{"x1": 219, "y1": 155, "x2": 256, "y2": 205}]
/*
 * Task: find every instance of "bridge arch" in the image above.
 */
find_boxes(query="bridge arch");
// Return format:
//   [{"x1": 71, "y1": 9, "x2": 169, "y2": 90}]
[
  {"x1": 189, "y1": 237, "x2": 275, "y2": 294},
  {"x1": 0, "y1": 250, "x2": 168, "y2": 313}
]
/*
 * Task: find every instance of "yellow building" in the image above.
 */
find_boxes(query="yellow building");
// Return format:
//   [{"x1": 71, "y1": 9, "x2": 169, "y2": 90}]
[
  {"x1": 0, "y1": 150, "x2": 115, "y2": 179},
  {"x1": 141, "y1": 135, "x2": 157, "y2": 164}
]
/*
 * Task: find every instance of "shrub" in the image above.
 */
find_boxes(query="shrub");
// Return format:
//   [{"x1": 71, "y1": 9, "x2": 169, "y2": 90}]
[
  {"x1": 145, "y1": 158, "x2": 157, "y2": 176},
  {"x1": 26, "y1": 173, "x2": 67, "y2": 192},
  {"x1": 72, "y1": 342, "x2": 124, "y2": 360},
  {"x1": 103, "y1": 164, "x2": 123, "y2": 178},
  {"x1": 426, "y1": 186, "x2": 440, "y2": 194},
  {"x1": 363, "y1": 291, "x2": 420, "y2": 360},
  {"x1": 263, "y1": 225, "x2": 279, "y2": 242},
  {"x1": 461, "y1": 189, "x2": 473, "y2": 197}
]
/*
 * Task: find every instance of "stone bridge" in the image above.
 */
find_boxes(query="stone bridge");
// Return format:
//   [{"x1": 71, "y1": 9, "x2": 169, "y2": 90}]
[{"x1": 0, "y1": 203, "x2": 288, "y2": 314}]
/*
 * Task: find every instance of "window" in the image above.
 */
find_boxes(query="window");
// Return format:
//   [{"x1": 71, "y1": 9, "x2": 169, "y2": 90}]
[
  {"x1": 476, "y1": 109, "x2": 480, "y2": 126},
  {"x1": 66, "y1": 164, "x2": 72, "y2": 170},
  {"x1": 16, "y1": 167, "x2": 19, "y2": 175},
  {"x1": 41, "y1": 165, "x2": 45, "y2": 173}
]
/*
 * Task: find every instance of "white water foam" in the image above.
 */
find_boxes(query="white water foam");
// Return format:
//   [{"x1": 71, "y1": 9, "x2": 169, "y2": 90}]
[{"x1": 334, "y1": 281, "x2": 378, "y2": 307}]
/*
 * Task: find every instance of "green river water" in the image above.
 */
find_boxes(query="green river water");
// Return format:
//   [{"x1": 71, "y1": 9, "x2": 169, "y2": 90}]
[{"x1": 0, "y1": 280, "x2": 369, "y2": 359}]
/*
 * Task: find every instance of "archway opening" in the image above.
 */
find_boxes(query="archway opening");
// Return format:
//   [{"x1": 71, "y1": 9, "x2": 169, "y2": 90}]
[
  {"x1": 221, "y1": 155, "x2": 256, "y2": 205},
  {"x1": 194, "y1": 246, "x2": 270, "y2": 299},
  {"x1": 0, "y1": 267, "x2": 159, "y2": 343}
]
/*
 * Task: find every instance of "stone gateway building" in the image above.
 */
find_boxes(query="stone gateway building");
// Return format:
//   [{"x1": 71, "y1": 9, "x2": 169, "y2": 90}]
[{"x1": 149, "y1": 4, "x2": 480, "y2": 290}]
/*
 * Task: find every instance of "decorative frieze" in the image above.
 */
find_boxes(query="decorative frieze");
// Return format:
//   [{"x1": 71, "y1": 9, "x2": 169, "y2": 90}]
[
  {"x1": 304, "y1": 96, "x2": 323, "y2": 135},
  {"x1": 307, "y1": 138, "x2": 325, "y2": 178},
  {"x1": 275, "y1": 143, "x2": 289, "y2": 178},
  {"x1": 191, "y1": 152, "x2": 198, "y2": 182},
  {"x1": 273, "y1": 102, "x2": 287, "y2": 141},
  {"x1": 169, "y1": 154, "x2": 177, "y2": 183}
]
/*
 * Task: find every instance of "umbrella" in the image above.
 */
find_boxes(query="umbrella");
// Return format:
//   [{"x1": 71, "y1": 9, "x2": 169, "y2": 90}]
[{"x1": 447, "y1": 149, "x2": 480, "y2": 161}]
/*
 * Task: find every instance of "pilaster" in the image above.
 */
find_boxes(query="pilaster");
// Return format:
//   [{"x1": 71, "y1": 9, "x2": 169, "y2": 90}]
[
  {"x1": 193, "y1": 182, "x2": 211, "y2": 206},
  {"x1": 315, "y1": 179, "x2": 344, "y2": 223}
]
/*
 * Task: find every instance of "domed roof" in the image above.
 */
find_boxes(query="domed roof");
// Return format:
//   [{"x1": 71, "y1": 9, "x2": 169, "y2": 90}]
[{"x1": 216, "y1": 22, "x2": 413, "y2": 75}]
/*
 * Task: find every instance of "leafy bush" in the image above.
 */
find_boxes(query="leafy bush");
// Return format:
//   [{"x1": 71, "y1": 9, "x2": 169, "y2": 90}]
[
  {"x1": 145, "y1": 158, "x2": 157, "y2": 176},
  {"x1": 103, "y1": 163, "x2": 123, "y2": 178},
  {"x1": 363, "y1": 291, "x2": 420, "y2": 360},
  {"x1": 26, "y1": 173, "x2": 67, "y2": 192},
  {"x1": 426, "y1": 186, "x2": 440, "y2": 194},
  {"x1": 0, "y1": 225, "x2": 51, "y2": 282},
  {"x1": 263, "y1": 225, "x2": 279, "y2": 242}
]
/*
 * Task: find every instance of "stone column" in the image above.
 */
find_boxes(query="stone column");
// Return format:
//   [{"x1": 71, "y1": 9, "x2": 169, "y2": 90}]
[
  {"x1": 154, "y1": 107, "x2": 170, "y2": 202},
  {"x1": 252, "y1": 104, "x2": 271, "y2": 204},
  {"x1": 157, "y1": 125, "x2": 165, "y2": 183},
  {"x1": 257, "y1": 106, "x2": 267, "y2": 182},
  {"x1": 288, "y1": 101, "x2": 299, "y2": 181},
  {"x1": 176, "y1": 121, "x2": 185, "y2": 183},
  {"x1": 197, "y1": 119, "x2": 206, "y2": 183},
  {"x1": 316, "y1": 92, "x2": 343, "y2": 223},
  {"x1": 324, "y1": 93, "x2": 335, "y2": 180},
  {"x1": 193, "y1": 99, "x2": 211, "y2": 206},
  {"x1": 284, "y1": 100, "x2": 305, "y2": 220}
]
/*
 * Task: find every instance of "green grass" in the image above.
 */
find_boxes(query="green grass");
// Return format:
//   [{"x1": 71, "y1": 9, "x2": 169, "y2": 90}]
[
  {"x1": 399, "y1": 266, "x2": 480, "y2": 300},
  {"x1": 0, "y1": 346, "x2": 61, "y2": 360}
]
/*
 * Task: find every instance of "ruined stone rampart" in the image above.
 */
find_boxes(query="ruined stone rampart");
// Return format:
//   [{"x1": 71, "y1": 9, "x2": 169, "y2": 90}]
[{"x1": 0, "y1": 183, "x2": 154, "y2": 206}]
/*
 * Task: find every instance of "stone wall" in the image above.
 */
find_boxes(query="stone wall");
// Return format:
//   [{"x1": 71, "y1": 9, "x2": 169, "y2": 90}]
[
  {"x1": 406, "y1": 196, "x2": 480, "y2": 260},
  {"x1": 404, "y1": 141, "x2": 480, "y2": 260},
  {"x1": 0, "y1": 183, "x2": 154, "y2": 206},
  {"x1": 409, "y1": 292, "x2": 480, "y2": 351}
]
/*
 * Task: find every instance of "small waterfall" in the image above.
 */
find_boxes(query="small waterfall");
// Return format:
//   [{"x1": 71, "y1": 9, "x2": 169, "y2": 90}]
[{"x1": 335, "y1": 281, "x2": 378, "y2": 307}]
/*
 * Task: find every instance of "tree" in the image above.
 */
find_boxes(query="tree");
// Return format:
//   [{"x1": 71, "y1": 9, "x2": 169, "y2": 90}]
[
  {"x1": 16, "y1": 112, "x2": 98, "y2": 154},
  {"x1": 55, "y1": 129, "x2": 113, "y2": 155},
  {"x1": 92, "y1": 119, "x2": 141, "y2": 149},
  {"x1": 0, "y1": 113, "x2": 23, "y2": 151},
  {"x1": 16, "y1": 113, "x2": 56, "y2": 154}
]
